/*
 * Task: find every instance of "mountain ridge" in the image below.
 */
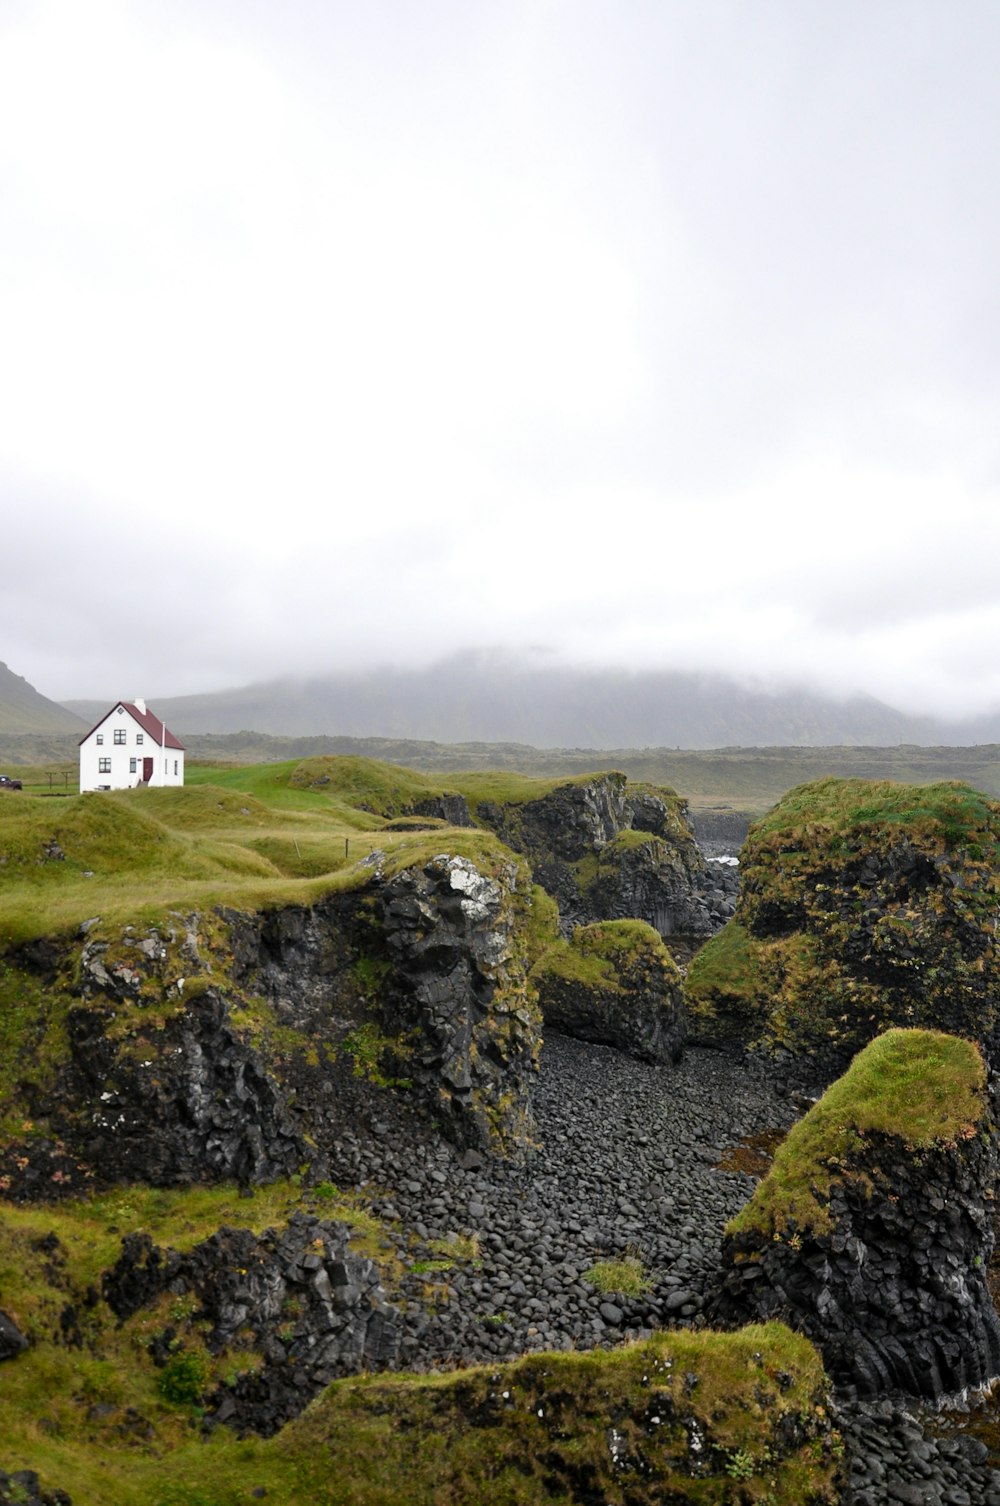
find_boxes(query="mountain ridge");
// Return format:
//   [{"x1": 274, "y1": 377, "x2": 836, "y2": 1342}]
[
  {"x1": 56, "y1": 655, "x2": 994, "y2": 749},
  {"x1": 0, "y1": 660, "x2": 87, "y2": 734}
]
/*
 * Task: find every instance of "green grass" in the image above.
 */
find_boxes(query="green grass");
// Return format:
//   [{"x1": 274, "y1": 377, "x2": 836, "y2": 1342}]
[
  {"x1": 0, "y1": 773, "x2": 517, "y2": 945},
  {"x1": 533, "y1": 919, "x2": 679, "y2": 994},
  {"x1": 584, "y1": 1254, "x2": 651, "y2": 1296},
  {"x1": 728, "y1": 1028, "x2": 987, "y2": 1239},
  {"x1": 750, "y1": 776, "x2": 1000, "y2": 850},
  {"x1": 684, "y1": 920, "x2": 757, "y2": 1017}
]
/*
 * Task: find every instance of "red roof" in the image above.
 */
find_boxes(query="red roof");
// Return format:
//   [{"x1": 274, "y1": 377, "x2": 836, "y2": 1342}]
[{"x1": 79, "y1": 702, "x2": 185, "y2": 750}]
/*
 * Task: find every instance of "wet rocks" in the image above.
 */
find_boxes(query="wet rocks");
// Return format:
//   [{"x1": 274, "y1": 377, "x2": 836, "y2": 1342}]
[{"x1": 835, "y1": 1398, "x2": 1000, "y2": 1506}]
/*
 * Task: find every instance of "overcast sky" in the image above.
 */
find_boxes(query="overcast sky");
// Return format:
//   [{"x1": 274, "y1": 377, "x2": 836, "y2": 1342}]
[{"x1": 3, "y1": 0, "x2": 999, "y2": 716}]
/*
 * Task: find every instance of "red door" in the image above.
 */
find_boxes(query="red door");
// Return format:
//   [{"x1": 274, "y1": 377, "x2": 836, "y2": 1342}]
[{"x1": 142, "y1": 758, "x2": 153, "y2": 783}]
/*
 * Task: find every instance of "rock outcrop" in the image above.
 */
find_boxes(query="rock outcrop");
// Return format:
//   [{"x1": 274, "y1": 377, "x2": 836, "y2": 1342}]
[
  {"x1": 103, "y1": 1211, "x2": 402, "y2": 1436},
  {"x1": 475, "y1": 774, "x2": 733, "y2": 954},
  {"x1": 376, "y1": 854, "x2": 541, "y2": 1151},
  {"x1": 55, "y1": 987, "x2": 305, "y2": 1189},
  {"x1": 711, "y1": 1029, "x2": 1000, "y2": 1401},
  {"x1": 0, "y1": 1310, "x2": 28, "y2": 1361},
  {"x1": 531, "y1": 919, "x2": 685, "y2": 1063},
  {"x1": 0, "y1": 843, "x2": 545, "y2": 1197},
  {"x1": 686, "y1": 778, "x2": 1000, "y2": 1078}
]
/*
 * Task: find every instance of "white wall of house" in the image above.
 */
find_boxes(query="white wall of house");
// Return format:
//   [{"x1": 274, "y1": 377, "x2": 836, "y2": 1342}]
[{"x1": 79, "y1": 704, "x2": 185, "y2": 791}]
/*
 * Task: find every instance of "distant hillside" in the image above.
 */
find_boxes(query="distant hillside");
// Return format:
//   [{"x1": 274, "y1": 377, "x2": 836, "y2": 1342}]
[
  {"x1": 0, "y1": 661, "x2": 86, "y2": 734},
  {"x1": 62, "y1": 655, "x2": 962, "y2": 750}
]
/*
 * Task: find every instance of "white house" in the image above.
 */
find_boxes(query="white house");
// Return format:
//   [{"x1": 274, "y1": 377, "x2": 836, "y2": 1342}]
[{"x1": 79, "y1": 699, "x2": 185, "y2": 792}]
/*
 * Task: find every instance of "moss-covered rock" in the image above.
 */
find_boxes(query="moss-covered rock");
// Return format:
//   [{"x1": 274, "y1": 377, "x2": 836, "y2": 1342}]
[
  {"x1": 532, "y1": 919, "x2": 685, "y2": 1063},
  {"x1": 0, "y1": 841, "x2": 552, "y2": 1195},
  {"x1": 711, "y1": 1029, "x2": 1000, "y2": 1400},
  {"x1": 686, "y1": 777, "x2": 1000, "y2": 1072},
  {"x1": 472, "y1": 773, "x2": 726, "y2": 951},
  {"x1": 277, "y1": 1323, "x2": 840, "y2": 1505}
]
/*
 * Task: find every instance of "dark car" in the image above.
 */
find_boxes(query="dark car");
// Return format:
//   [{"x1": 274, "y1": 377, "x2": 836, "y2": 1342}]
[{"x1": 0, "y1": 775, "x2": 22, "y2": 790}]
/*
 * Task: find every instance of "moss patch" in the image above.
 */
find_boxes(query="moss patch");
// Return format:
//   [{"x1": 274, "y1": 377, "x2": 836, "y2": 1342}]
[{"x1": 534, "y1": 919, "x2": 680, "y2": 995}]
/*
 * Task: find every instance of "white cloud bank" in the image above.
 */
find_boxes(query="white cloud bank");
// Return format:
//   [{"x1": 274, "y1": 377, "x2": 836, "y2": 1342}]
[{"x1": 1, "y1": 0, "x2": 998, "y2": 718}]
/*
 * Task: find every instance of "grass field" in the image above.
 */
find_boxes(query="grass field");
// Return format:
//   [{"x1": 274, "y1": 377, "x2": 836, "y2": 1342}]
[
  {"x1": 0, "y1": 764, "x2": 522, "y2": 945},
  {"x1": 6, "y1": 733, "x2": 1000, "y2": 817}
]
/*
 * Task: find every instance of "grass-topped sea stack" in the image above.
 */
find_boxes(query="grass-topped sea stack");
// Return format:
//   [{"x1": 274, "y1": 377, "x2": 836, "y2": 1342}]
[
  {"x1": 686, "y1": 777, "x2": 1000, "y2": 1075},
  {"x1": 711, "y1": 1029, "x2": 1000, "y2": 1400}
]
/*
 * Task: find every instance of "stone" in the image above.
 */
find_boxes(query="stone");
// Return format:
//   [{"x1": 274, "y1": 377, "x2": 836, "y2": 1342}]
[{"x1": 0, "y1": 1309, "x2": 29, "y2": 1361}]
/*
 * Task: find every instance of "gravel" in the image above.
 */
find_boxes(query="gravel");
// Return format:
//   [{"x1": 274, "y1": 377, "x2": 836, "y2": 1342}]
[{"x1": 324, "y1": 1031, "x2": 1000, "y2": 1504}]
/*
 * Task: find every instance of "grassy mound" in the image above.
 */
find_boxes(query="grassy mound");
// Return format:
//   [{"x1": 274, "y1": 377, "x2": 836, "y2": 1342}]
[
  {"x1": 686, "y1": 777, "x2": 1000, "y2": 1060},
  {"x1": 728, "y1": 1028, "x2": 987, "y2": 1240},
  {"x1": 0, "y1": 766, "x2": 520, "y2": 944}
]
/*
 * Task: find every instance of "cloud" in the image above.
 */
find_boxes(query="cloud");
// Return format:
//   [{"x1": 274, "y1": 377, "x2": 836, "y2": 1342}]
[{"x1": 2, "y1": 1, "x2": 1000, "y2": 721}]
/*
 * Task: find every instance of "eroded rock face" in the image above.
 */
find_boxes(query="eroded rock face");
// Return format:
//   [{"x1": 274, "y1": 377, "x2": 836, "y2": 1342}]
[
  {"x1": 103, "y1": 1212, "x2": 401, "y2": 1436},
  {"x1": 1, "y1": 847, "x2": 541, "y2": 1196},
  {"x1": 476, "y1": 776, "x2": 732, "y2": 952},
  {"x1": 711, "y1": 1034, "x2": 1000, "y2": 1401},
  {"x1": 55, "y1": 988, "x2": 304, "y2": 1190},
  {"x1": 532, "y1": 920, "x2": 686, "y2": 1064},
  {"x1": 378, "y1": 854, "x2": 540, "y2": 1153}
]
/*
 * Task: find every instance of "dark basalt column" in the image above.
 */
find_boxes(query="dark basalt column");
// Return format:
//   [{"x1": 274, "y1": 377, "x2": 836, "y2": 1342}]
[{"x1": 712, "y1": 1106, "x2": 1000, "y2": 1401}]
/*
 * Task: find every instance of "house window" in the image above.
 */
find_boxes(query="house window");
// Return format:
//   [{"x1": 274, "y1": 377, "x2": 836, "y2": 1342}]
[
  {"x1": 114, "y1": 728, "x2": 127, "y2": 745},
  {"x1": 96, "y1": 734, "x2": 104, "y2": 745},
  {"x1": 130, "y1": 758, "x2": 137, "y2": 774},
  {"x1": 173, "y1": 760, "x2": 178, "y2": 775},
  {"x1": 98, "y1": 757, "x2": 111, "y2": 774},
  {"x1": 136, "y1": 734, "x2": 143, "y2": 745}
]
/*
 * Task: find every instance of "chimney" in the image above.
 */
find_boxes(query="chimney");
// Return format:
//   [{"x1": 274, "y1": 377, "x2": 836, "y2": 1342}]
[{"x1": 134, "y1": 698, "x2": 146, "y2": 715}]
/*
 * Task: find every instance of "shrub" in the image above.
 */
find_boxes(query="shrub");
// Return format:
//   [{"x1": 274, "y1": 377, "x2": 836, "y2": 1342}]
[{"x1": 156, "y1": 1349, "x2": 209, "y2": 1407}]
